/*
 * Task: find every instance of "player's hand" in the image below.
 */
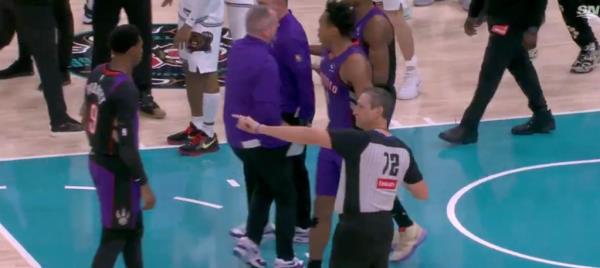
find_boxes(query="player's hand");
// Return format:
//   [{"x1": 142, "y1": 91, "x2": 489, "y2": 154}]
[
  {"x1": 522, "y1": 31, "x2": 538, "y2": 50},
  {"x1": 232, "y1": 114, "x2": 261, "y2": 134},
  {"x1": 174, "y1": 25, "x2": 193, "y2": 49},
  {"x1": 161, "y1": 0, "x2": 173, "y2": 7},
  {"x1": 141, "y1": 184, "x2": 156, "y2": 210},
  {"x1": 464, "y1": 17, "x2": 482, "y2": 36}
]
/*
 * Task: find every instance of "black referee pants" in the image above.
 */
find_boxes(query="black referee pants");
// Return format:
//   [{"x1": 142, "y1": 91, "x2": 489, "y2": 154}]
[
  {"x1": 329, "y1": 212, "x2": 393, "y2": 268},
  {"x1": 14, "y1": 3, "x2": 69, "y2": 127},
  {"x1": 15, "y1": 0, "x2": 73, "y2": 73},
  {"x1": 0, "y1": 0, "x2": 15, "y2": 49},
  {"x1": 558, "y1": 0, "x2": 599, "y2": 49},
  {"x1": 92, "y1": 0, "x2": 153, "y2": 95},
  {"x1": 460, "y1": 25, "x2": 549, "y2": 130},
  {"x1": 233, "y1": 146, "x2": 297, "y2": 260}
]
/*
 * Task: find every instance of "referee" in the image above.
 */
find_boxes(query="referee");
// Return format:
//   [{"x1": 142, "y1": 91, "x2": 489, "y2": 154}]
[
  {"x1": 439, "y1": 0, "x2": 555, "y2": 144},
  {"x1": 233, "y1": 87, "x2": 429, "y2": 268}
]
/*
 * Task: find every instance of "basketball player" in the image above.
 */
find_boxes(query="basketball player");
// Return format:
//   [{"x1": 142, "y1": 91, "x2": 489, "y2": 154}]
[
  {"x1": 558, "y1": 0, "x2": 600, "y2": 73},
  {"x1": 232, "y1": 88, "x2": 429, "y2": 268},
  {"x1": 345, "y1": 0, "x2": 427, "y2": 261},
  {"x1": 226, "y1": 0, "x2": 255, "y2": 40},
  {"x1": 439, "y1": 0, "x2": 555, "y2": 144},
  {"x1": 165, "y1": 0, "x2": 223, "y2": 156},
  {"x1": 83, "y1": 24, "x2": 156, "y2": 268},
  {"x1": 306, "y1": 2, "x2": 374, "y2": 267},
  {"x1": 229, "y1": 0, "x2": 315, "y2": 243},
  {"x1": 92, "y1": 0, "x2": 167, "y2": 119},
  {"x1": 372, "y1": 0, "x2": 421, "y2": 100},
  {"x1": 224, "y1": 6, "x2": 303, "y2": 268}
]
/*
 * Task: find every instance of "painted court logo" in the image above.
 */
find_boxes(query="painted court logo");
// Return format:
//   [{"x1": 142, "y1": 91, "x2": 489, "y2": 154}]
[{"x1": 70, "y1": 24, "x2": 232, "y2": 89}]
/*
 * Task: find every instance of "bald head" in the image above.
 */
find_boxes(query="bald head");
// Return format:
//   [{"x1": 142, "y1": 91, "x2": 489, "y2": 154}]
[{"x1": 245, "y1": 5, "x2": 278, "y2": 40}]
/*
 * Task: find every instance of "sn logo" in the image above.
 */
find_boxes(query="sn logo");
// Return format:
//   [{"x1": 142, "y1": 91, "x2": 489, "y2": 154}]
[{"x1": 115, "y1": 208, "x2": 130, "y2": 226}]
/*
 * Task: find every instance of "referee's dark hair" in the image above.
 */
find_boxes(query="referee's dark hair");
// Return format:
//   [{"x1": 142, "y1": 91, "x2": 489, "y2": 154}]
[
  {"x1": 325, "y1": 1, "x2": 354, "y2": 38},
  {"x1": 109, "y1": 24, "x2": 141, "y2": 54},
  {"x1": 365, "y1": 87, "x2": 394, "y2": 121}
]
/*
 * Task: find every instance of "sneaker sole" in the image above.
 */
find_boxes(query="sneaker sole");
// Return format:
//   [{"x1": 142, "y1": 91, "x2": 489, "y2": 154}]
[
  {"x1": 233, "y1": 247, "x2": 266, "y2": 268},
  {"x1": 140, "y1": 111, "x2": 166, "y2": 119},
  {"x1": 391, "y1": 229, "x2": 428, "y2": 262},
  {"x1": 0, "y1": 71, "x2": 34, "y2": 80},
  {"x1": 167, "y1": 139, "x2": 189, "y2": 146},
  {"x1": 438, "y1": 133, "x2": 477, "y2": 145},
  {"x1": 229, "y1": 231, "x2": 276, "y2": 240}
]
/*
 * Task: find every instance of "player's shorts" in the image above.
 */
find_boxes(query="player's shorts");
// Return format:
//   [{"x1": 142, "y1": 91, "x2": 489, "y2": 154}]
[
  {"x1": 373, "y1": 0, "x2": 408, "y2": 11},
  {"x1": 178, "y1": 21, "x2": 223, "y2": 74},
  {"x1": 89, "y1": 155, "x2": 142, "y2": 230},
  {"x1": 316, "y1": 147, "x2": 343, "y2": 196},
  {"x1": 225, "y1": 0, "x2": 254, "y2": 5}
]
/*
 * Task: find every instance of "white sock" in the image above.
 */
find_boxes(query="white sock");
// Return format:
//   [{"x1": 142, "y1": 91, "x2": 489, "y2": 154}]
[
  {"x1": 201, "y1": 93, "x2": 220, "y2": 137},
  {"x1": 192, "y1": 116, "x2": 203, "y2": 130},
  {"x1": 405, "y1": 56, "x2": 418, "y2": 71},
  {"x1": 86, "y1": 0, "x2": 94, "y2": 9},
  {"x1": 226, "y1": 4, "x2": 253, "y2": 40}
]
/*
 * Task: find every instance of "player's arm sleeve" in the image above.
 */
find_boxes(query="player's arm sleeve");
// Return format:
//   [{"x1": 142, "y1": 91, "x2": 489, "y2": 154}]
[
  {"x1": 328, "y1": 129, "x2": 370, "y2": 159},
  {"x1": 185, "y1": 0, "x2": 212, "y2": 27},
  {"x1": 468, "y1": 0, "x2": 485, "y2": 18},
  {"x1": 281, "y1": 38, "x2": 315, "y2": 123},
  {"x1": 251, "y1": 60, "x2": 283, "y2": 126},
  {"x1": 403, "y1": 150, "x2": 423, "y2": 184},
  {"x1": 113, "y1": 83, "x2": 148, "y2": 185}
]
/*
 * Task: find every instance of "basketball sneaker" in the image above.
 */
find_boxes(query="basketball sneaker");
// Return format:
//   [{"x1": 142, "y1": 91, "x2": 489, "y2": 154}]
[
  {"x1": 230, "y1": 223, "x2": 276, "y2": 240},
  {"x1": 82, "y1": 5, "x2": 93, "y2": 25},
  {"x1": 438, "y1": 125, "x2": 478, "y2": 144},
  {"x1": 233, "y1": 237, "x2": 267, "y2": 268},
  {"x1": 0, "y1": 60, "x2": 33, "y2": 80},
  {"x1": 274, "y1": 257, "x2": 304, "y2": 268},
  {"x1": 178, "y1": 131, "x2": 219, "y2": 156},
  {"x1": 140, "y1": 94, "x2": 166, "y2": 119},
  {"x1": 167, "y1": 123, "x2": 200, "y2": 145},
  {"x1": 511, "y1": 109, "x2": 555, "y2": 135},
  {"x1": 51, "y1": 117, "x2": 84, "y2": 134},
  {"x1": 396, "y1": 66, "x2": 421, "y2": 100},
  {"x1": 389, "y1": 223, "x2": 427, "y2": 261},
  {"x1": 571, "y1": 42, "x2": 600, "y2": 73}
]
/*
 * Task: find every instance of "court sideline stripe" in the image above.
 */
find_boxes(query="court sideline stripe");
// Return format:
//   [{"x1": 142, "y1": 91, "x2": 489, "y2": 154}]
[
  {"x1": 0, "y1": 108, "x2": 599, "y2": 163},
  {"x1": 173, "y1": 196, "x2": 223, "y2": 209},
  {"x1": 0, "y1": 186, "x2": 6, "y2": 190},
  {"x1": 65, "y1": 185, "x2": 96, "y2": 191},
  {"x1": 0, "y1": 223, "x2": 41, "y2": 268}
]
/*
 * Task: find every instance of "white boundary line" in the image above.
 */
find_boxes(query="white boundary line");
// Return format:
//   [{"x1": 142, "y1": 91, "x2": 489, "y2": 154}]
[
  {"x1": 0, "y1": 108, "x2": 599, "y2": 163},
  {"x1": 0, "y1": 223, "x2": 41, "y2": 268},
  {"x1": 226, "y1": 179, "x2": 240, "y2": 188},
  {"x1": 447, "y1": 159, "x2": 600, "y2": 268},
  {"x1": 64, "y1": 185, "x2": 96, "y2": 191},
  {"x1": 0, "y1": 186, "x2": 6, "y2": 190},
  {"x1": 173, "y1": 196, "x2": 223, "y2": 209}
]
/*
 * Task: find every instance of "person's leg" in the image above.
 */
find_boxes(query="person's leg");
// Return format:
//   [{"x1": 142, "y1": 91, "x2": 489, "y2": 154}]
[
  {"x1": 91, "y1": 0, "x2": 120, "y2": 69},
  {"x1": 558, "y1": 0, "x2": 600, "y2": 73},
  {"x1": 225, "y1": 0, "x2": 254, "y2": 40},
  {"x1": 54, "y1": 0, "x2": 74, "y2": 75},
  {"x1": 122, "y1": 215, "x2": 144, "y2": 268},
  {"x1": 0, "y1": 0, "x2": 34, "y2": 79},
  {"x1": 92, "y1": 229, "x2": 127, "y2": 268}
]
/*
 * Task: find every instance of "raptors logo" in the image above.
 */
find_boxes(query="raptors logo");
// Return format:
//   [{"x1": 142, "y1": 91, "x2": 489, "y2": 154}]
[{"x1": 69, "y1": 24, "x2": 232, "y2": 89}]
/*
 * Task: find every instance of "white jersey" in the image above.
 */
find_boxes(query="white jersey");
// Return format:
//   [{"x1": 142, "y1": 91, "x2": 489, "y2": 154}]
[{"x1": 179, "y1": 0, "x2": 225, "y2": 28}]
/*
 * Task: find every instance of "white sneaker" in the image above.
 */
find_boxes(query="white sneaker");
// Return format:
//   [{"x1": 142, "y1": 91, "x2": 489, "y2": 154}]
[
  {"x1": 396, "y1": 67, "x2": 421, "y2": 100},
  {"x1": 233, "y1": 237, "x2": 267, "y2": 268},
  {"x1": 293, "y1": 227, "x2": 309, "y2": 244},
  {"x1": 459, "y1": 0, "x2": 470, "y2": 11},
  {"x1": 274, "y1": 257, "x2": 304, "y2": 268},
  {"x1": 528, "y1": 48, "x2": 538, "y2": 60},
  {"x1": 389, "y1": 223, "x2": 427, "y2": 261},
  {"x1": 230, "y1": 223, "x2": 276, "y2": 239}
]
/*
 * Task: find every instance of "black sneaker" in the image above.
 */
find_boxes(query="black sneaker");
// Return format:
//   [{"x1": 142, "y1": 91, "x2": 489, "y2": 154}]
[
  {"x1": 51, "y1": 118, "x2": 84, "y2": 134},
  {"x1": 570, "y1": 43, "x2": 600, "y2": 73},
  {"x1": 0, "y1": 60, "x2": 34, "y2": 79},
  {"x1": 38, "y1": 72, "x2": 71, "y2": 91},
  {"x1": 511, "y1": 110, "x2": 555, "y2": 135},
  {"x1": 179, "y1": 132, "x2": 219, "y2": 156},
  {"x1": 167, "y1": 123, "x2": 200, "y2": 145},
  {"x1": 139, "y1": 94, "x2": 166, "y2": 119},
  {"x1": 82, "y1": 6, "x2": 93, "y2": 25},
  {"x1": 439, "y1": 125, "x2": 478, "y2": 144}
]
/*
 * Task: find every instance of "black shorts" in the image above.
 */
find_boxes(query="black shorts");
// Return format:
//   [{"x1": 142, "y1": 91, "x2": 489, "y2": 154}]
[
  {"x1": 329, "y1": 211, "x2": 394, "y2": 268},
  {"x1": 89, "y1": 154, "x2": 142, "y2": 230}
]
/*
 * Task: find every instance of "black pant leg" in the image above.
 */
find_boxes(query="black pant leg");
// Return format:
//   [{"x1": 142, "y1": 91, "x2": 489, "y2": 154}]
[
  {"x1": 460, "y1": 29, "x2": 518, "y2": 130},
  {"x1": 15, "y1": 4, "x2": 68, "y2": 126},
  {"x1": 507, "y1": 44, "x2": 549, "y2": 113},
  {"x1": 558, "y1": 0, "x2": 597, "y2": 48},
  {"x1": 0, "y1": 0, "x2": 16, "y2": 50},
  {"x1": 122, "y1": 216, "x2": 144, "y2": 268},
  {"x1": 92, "y1": 229, "x2": 127, "y2": 268},
  {"x1": 53, "y1": 0, "x2": 74, "y2": 73},
  {"x1": 123, "y1": 0, "x2": 153, "y2": 95},
  {"x1": 233, "y1": 148, "x2": 258, "y2": 209},
  {"x1": 291, "y1": 149, "x2": 311, "y2": 229},
  {"x1": 91, "y1": 0, "x2": 121, "y2": 69},
  {"x1": 391, "y1": 198, "x2": 413, "y2": 228},
  {"x1": 245, "y1": 170, "x2": 274, "y2": 245}
]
